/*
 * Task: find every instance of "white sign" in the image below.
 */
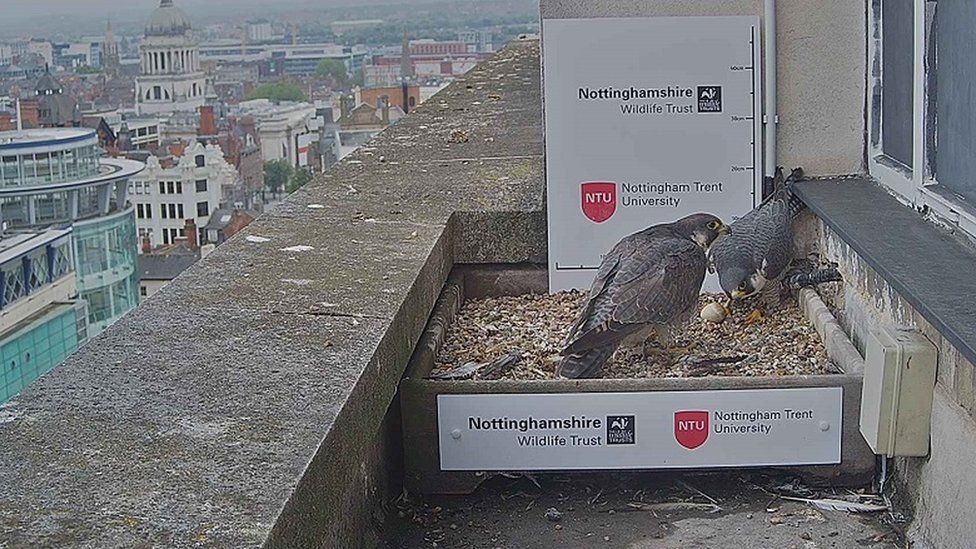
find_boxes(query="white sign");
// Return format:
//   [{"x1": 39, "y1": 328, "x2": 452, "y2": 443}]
[
  {"x1": 438, "y1": 388, "x2": 842, "y2": 470},
  {"x1": 542, "y1": 16, "x2": 763, "y2": 291}
]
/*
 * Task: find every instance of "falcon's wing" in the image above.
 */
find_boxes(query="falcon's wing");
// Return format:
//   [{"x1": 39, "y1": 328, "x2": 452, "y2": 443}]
[
  {"x1": 752, "y1": 196, "x2": 794, "y2": 279},
  {"x1": 613, "y1": 238, "x2": 707, "y2": 325},
  {"x1": 563, "y1": 236, "x2": 641, "y2": 349},
  {"x1": 564, "y1": 236, "x2": 706, "y2": 354}
]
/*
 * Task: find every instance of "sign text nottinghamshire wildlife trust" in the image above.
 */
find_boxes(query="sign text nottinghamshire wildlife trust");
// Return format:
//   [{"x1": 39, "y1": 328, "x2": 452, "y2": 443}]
[
  {"x1": 438, "y1": 389, "x2": 843, "y2": 470},
  {"x1": 543, "y1": 16, "x2": 762, "y2": 291}
]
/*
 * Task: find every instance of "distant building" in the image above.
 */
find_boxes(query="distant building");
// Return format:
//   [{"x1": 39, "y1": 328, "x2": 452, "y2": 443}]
[
  {"x1": 128, "y1": 141, "x2": 231, "y2": 248},
  {"x1": 357, "y1": 85, "x2": 420, "y2": 114},
  {"x1": 236, "y1": 99, "x2": 316, "y2": 167},
  {"x1": 112, "y1": 118, "x2": 161, "y2": 151},
  {"x1": 136, "y1": 238, "x2": 200, "y2": 298},
  {"x1": 261, "y1": 43, "x2": 369, "y2": 78},
  {"x1": 136, "y1": 0, "x2": 207, "y2": 115},
  {"x1": 246, "y1": 21, "x2": 274, "y2": 43},
  {"x1": 457, "y1": 30, "x2": 494, "y2": 53},
  {"x1": 27, "y1": 40, "x2": 53, "y2": 67},
  {"x1": 203, "y1": 207, "x2": 256, "y2": 245},
  {"x1": 102, "y1": 20, "x2": 121, "y2": 76},
  {"x1": 0, "y1": 228, "x2": 88, "y2": 403},
  {"x1": 0, "y1": 128, "x2": 144, "y2": 335},
  {"x1": 33, "y1": 70, "x2": 81, "y2": 127}
]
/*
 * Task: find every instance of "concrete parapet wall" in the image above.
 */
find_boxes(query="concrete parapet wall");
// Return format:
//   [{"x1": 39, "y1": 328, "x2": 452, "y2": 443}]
[{"x1": 0, "y1": 40, "x2": 544, "y2": 548}]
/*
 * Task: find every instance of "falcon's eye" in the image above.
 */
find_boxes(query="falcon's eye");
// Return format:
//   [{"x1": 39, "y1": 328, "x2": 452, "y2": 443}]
[
  {"x1": 737, "y1": 282, "x2": 747, "y2": 291},
  {"x1": 707, "y1": 221, "x2": 719, "y2": 230}
]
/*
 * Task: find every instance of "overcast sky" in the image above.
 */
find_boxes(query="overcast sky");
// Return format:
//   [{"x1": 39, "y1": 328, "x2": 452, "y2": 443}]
[{"x1": 0, "y1": 0, "x2": 449, "y2": 38}]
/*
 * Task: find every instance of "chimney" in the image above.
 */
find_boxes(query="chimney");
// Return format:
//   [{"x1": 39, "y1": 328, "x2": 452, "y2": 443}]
[
  {"x1": 184, "y1": 218, "x2": 198, "y2": 251},
  {"x1": 141, "y1": 235, "x2": 151, "y2": 254},
  {"x1": 381, "y1": 97, "x2": 390, "y2": 124},
  {"x1": 197, "y1": 105, "x2": 216, "y2": 137}
]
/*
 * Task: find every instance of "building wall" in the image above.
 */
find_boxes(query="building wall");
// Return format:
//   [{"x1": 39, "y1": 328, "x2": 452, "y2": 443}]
[
  {"x1": 539, "y1": 0, "x2": 866, "y2": 176},
  {"x1": 129, "y1": 143, "x2": 230, "y2": 248},
  {"x1": 803, "y1": 217, "x2": 976, "y2": 549},
  {"x1": 0, "y1": 302, "x2": 86, "y2": 403},
  {"x1": 72, "y1": 209, "x2": 140, "y2": 336}
]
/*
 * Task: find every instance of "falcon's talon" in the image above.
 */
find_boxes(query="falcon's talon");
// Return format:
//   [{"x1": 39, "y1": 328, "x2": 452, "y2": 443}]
[{"x1": 743, "y1": 309, "x2": 764, "y2": 325}]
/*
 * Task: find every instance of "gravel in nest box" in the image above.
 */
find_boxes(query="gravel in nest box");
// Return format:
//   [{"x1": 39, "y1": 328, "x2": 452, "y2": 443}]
[{"x1": 432, "y1": 291, "x2": 834, "y2": 380}]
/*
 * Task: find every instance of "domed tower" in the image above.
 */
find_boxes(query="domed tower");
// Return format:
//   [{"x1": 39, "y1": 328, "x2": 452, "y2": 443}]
[{"x1": 135, "y1": 0, "x2": 206, "y2": 115}]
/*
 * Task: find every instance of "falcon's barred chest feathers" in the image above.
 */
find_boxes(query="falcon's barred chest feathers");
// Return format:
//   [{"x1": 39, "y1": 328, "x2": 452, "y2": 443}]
[{"x1": 557, "y1": 213, "x2": 728, "y2": 379}]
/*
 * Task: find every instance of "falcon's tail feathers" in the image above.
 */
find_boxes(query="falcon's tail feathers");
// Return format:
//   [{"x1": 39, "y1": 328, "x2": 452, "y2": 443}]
[
  {"x1": 556, "y1": 345, "x2": 616, "y2": 379},
  {"x1": 781, "y1": 166, "x2": 806, "y2": 218}
]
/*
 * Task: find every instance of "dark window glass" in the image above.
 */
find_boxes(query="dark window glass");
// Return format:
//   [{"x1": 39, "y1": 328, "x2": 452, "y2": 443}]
[
  {"x1": 934, "y1": 2, "x2": 976, "y2": 202},
  {"x1": 882, "y1": 0, "x2": 914, "y2": 167}
]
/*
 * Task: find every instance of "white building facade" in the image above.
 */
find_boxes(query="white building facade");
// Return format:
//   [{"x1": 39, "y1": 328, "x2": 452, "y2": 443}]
[
  {"x1": 128, "y1": 142, "x2": 231, "y2": 249},
  {"x1": 135, "y1": 0, "x2": 207, "y2": 116},
  {"x1": 236, "y1": 99, "x2": 316, "y2": 167}
]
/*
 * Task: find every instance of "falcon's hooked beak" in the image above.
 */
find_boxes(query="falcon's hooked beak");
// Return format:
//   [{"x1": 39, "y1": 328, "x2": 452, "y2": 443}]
[
  {"x1": 718, "y1": 223, "x2": 730, "y2": 235},
  {"x1": 730, "y1": 289, "x2": 748, "y2": 300}
]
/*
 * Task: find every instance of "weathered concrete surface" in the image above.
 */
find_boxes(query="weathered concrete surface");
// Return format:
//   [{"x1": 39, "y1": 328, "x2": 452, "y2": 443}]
[
  {"x1": 387, "y1": 472, "x2": 901, "y2": 548},
  {"x1": 0, "y1": 39, "x2": 543, "y2": 548},
  {"x1": 794, "y1": 179, "x2": 976, "y2": 548},
  {"x1": 540, "y1": 0, "x2": 866, "y2": 176}
]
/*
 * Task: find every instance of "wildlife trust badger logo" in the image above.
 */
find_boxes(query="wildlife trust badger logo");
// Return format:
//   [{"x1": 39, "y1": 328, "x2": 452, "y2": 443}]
[
  {"x1": 697, "y1": 86, "x2": 722, "y2": 113},
  {"x1": 674, "y1": 410, "x2": 709, "y2": 449},
  {"x1": 606, "y1": 415, "x2": 635, "y2": 445},
  {"x1": 580, "y1": 182, "x2": 617, "y2": 223}
]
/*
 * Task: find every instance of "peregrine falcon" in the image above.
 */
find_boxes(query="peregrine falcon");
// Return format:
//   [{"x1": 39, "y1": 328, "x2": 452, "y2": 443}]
[
  {"x1": 709, "y1": 167, "x2": 804, "y2": 321},
  {"x1": 557, "y1": 213, "x2": 729, "y2": 379}
]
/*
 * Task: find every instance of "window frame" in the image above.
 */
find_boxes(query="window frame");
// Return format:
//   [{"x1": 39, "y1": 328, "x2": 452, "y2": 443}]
[{"x1": 870, "y1": 0, "x2": 976, "y2": 238}]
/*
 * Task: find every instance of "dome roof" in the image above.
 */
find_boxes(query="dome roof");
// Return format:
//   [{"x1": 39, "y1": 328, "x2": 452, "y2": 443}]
[{"x1": 145, "y1": 0, "x2": 192, "y2": 37}]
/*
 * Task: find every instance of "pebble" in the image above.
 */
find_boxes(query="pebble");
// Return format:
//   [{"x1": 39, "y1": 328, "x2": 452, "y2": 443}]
[
  {"x1": 545, "y1": 508, "x2": 562, "y2": 522},
  {"x1": 433, "y1": 292, "x2": 833, "y2": 379}
]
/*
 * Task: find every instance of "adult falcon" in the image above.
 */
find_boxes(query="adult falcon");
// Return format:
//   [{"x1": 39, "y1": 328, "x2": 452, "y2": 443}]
[
  {"x1": 709, "y1": 167, "x2": 804, "y2": 322},
  {"x1": 557, "y1": 213, "x2": 729, "y2": 379}
]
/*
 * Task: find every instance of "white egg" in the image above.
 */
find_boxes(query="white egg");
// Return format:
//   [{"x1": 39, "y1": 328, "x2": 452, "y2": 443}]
[{"x1": 700, "y1": 302, "x2": 729, "y2": 323}]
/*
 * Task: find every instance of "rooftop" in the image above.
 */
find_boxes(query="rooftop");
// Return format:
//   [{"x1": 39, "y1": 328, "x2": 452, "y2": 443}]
[
  {"x1": 0, "y1": 127, "x2": 94, "y2": 148},
  {"x1": 0, "y1": 38, "x2": 543, "y2": 547}
]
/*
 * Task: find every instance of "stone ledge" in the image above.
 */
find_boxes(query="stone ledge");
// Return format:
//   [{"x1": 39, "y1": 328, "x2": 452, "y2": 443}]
[
  {"x1": 794, "y1": 178, "x2": 976, "y2": 370},
  {"x1": 0, "y1": 39, "x2": 543, "y2": 548}
]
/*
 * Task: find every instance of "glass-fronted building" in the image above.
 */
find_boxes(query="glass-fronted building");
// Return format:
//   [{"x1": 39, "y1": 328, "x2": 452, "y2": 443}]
[
  {"x1": 0, "y1": 129, "x2": 144, "y2": 336},
  {"x1": 0, "y1": 229, "x2": 89, "y2": 403}
]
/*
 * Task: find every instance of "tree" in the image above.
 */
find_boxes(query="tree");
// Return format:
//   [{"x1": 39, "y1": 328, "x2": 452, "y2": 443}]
[
  {"x1": 315, "y1": 59, "x2": 348, "y2": 88},
  {"x1": 264, "y1": 159, "x2": 293, "y2": 197},
  {"x1": 286, "y1": 167, "x2": 313, "y2": 194},
  {"x1": 247, "y1": 81, "x2": 307, "y2": 103}
]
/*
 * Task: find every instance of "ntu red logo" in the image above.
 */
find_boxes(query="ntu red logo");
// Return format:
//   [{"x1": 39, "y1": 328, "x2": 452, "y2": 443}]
[
  {"x1": 674, "y1": 410, "x2": 709, "y2": 450},
  {"x1": 580, "y1": 182, "x2": 617, "y2": 223}
]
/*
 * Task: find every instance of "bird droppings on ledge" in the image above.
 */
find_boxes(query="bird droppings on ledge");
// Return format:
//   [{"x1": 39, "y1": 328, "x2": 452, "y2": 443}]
[{"x1": 432, "y1": 292, "x2": 834, "y2": 380}]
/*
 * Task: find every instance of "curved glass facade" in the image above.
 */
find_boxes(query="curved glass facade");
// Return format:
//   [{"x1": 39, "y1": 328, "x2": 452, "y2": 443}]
[
  {"x1": 73, "y1": 208, "x2": 140, "y2": 333},
  {"x1": 0, "y1": 129, "x2": 145, "y2": 336},
  {"x1": 0, "y1": 143, "x2": 100, "y2": 188}
]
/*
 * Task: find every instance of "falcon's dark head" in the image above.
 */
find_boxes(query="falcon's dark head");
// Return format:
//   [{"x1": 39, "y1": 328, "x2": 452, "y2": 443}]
[
  {"x1": 672, "y1": 213, "x2": 729, "y2": 249},
  {"x1": 717, "y1": 263, "x2": 765, "y2": 300}
]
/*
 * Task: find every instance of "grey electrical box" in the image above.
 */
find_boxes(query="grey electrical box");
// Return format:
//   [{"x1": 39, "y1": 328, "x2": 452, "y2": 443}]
[{"x1": 859, "y1": 327, "x2": 938, "y2": 457}]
